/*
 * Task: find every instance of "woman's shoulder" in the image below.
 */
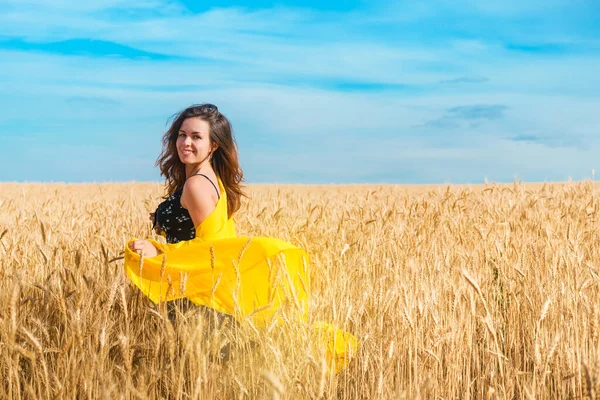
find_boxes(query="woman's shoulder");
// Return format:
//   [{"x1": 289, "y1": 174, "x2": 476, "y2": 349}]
[
  {"x1": 185, "y1": 172, "x2": 220, "y2": 194},
  {"x1": 185, "y1": 173, "x2": 215, "y2": 188},
  {"x1": 182, "y1": 173, "x2": 219, "y2": 206}
]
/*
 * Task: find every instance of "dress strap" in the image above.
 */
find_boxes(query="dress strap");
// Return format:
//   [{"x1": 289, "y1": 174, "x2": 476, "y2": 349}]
[{"x1": 191, "y1": 173, "x2": 220, "y2": 199}]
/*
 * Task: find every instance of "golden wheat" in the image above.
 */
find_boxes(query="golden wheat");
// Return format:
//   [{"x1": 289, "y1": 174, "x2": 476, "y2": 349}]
[{"x1": 1, "y1": 181, "x2": 599, "y2": 398}]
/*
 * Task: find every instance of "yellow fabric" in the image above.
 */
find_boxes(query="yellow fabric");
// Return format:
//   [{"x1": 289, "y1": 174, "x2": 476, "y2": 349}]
[{"x1": 124, "y1": 179, "x2": 357, "y2": 372}]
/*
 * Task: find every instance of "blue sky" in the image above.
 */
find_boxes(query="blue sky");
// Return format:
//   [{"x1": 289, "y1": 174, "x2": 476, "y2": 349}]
[{"x1": 1, "y1": 0, "x2": 599, "y2": 183}]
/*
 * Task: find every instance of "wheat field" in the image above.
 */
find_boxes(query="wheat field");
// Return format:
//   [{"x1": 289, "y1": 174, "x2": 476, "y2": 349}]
[{"x1": 1, "y1": 181, "x2": 599, "y2": 399}]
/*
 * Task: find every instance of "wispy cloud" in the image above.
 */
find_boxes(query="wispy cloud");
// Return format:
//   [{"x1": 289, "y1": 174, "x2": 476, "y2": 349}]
[
  {"x1": 510, "y1": 133, "x2": 587, "y2": 150},
  {"x1": 418, "y1": 104, "x2": 508, "y2": 129},
  {"x1": 447, "y1": 105, "x2": 508, "y2": 120}
]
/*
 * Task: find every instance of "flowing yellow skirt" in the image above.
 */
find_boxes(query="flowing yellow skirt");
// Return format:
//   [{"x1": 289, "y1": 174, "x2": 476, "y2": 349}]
[{"x1": 124, "y1": 236, "x2": 357, "y2": 372}]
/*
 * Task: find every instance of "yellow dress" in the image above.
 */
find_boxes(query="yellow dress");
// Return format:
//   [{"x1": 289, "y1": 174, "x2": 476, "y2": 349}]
[{"x1": 124, "y1": 179, "x2": 357, "y2": 372}]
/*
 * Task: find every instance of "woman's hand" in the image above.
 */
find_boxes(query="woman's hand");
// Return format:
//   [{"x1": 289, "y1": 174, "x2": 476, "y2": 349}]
[{"x1": 129, "y1": 240, "x2": 159, "y2": 257}]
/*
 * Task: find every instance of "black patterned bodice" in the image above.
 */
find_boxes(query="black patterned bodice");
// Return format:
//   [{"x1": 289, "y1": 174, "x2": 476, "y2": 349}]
[{"x1": 153, "y1": 189, "x2": 196, "y2": 244}]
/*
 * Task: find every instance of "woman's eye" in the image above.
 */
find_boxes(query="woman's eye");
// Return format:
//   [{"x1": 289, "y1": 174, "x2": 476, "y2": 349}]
[
  {"x1": 194, "y1": 135, "x2": 201, "y2": 140},
  {"x1": 178, "y1": 133, "x2": 186, "y2": 138}
]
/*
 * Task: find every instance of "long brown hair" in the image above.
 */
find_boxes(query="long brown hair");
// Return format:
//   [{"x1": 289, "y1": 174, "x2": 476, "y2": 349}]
[{"x1": 156, "y1": 104, "x2": 245, "y2": 217}]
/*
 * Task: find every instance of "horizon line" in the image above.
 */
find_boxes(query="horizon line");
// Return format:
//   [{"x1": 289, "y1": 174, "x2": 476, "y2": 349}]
[{"x1": 0, "y1": 178, "x2": 596, "y2": 186}]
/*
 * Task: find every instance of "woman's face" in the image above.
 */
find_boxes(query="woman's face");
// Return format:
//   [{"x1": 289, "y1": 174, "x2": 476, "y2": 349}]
[{"x1": 176, "y1": 117, "x2": 214, "y2": 166}]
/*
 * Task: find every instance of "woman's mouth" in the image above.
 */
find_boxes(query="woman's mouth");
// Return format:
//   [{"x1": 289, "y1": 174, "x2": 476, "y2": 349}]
[{"x1": 181, "y1": 149, "x2": 194, "y2": 156}]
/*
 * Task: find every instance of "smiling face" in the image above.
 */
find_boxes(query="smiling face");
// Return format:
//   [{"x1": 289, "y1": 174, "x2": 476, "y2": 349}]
[{"x1": 176, "y1": 117, "x2": 214, "y2": 168}]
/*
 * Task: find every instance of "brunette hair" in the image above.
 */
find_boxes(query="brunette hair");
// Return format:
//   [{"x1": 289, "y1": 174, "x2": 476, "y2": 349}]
[{"x1": 156, "y1": 103, "x2": 245, "y2": 217}]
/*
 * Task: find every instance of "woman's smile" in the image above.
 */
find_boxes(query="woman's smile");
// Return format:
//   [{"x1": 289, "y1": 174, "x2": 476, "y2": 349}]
[{"x1": 180, "y1": 148, "x2": 195, "y2": 157}]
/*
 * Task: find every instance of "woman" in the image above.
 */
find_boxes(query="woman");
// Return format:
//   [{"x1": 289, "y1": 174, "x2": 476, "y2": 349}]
[{"x1": 124, "y1": 104, "x2": 356, "y2": 372}]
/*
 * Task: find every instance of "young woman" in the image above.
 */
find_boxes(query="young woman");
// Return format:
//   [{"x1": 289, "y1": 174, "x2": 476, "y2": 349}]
[{"x1": 124, "y1": 104, "x2": 356, "y2": 371}]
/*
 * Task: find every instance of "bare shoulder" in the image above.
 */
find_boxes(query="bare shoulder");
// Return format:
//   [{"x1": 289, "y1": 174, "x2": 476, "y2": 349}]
[{"x1": 181, "y1": 175, "x2": 218, "y2": 208}]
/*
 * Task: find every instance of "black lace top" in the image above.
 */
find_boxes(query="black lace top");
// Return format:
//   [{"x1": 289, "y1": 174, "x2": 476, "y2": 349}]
[
  {"x1": 153, "y1": 189, "x2": 196, "y2": 244},
  {"x1": 153, "y1": 174, "x2": 220, "y2": 244}
]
